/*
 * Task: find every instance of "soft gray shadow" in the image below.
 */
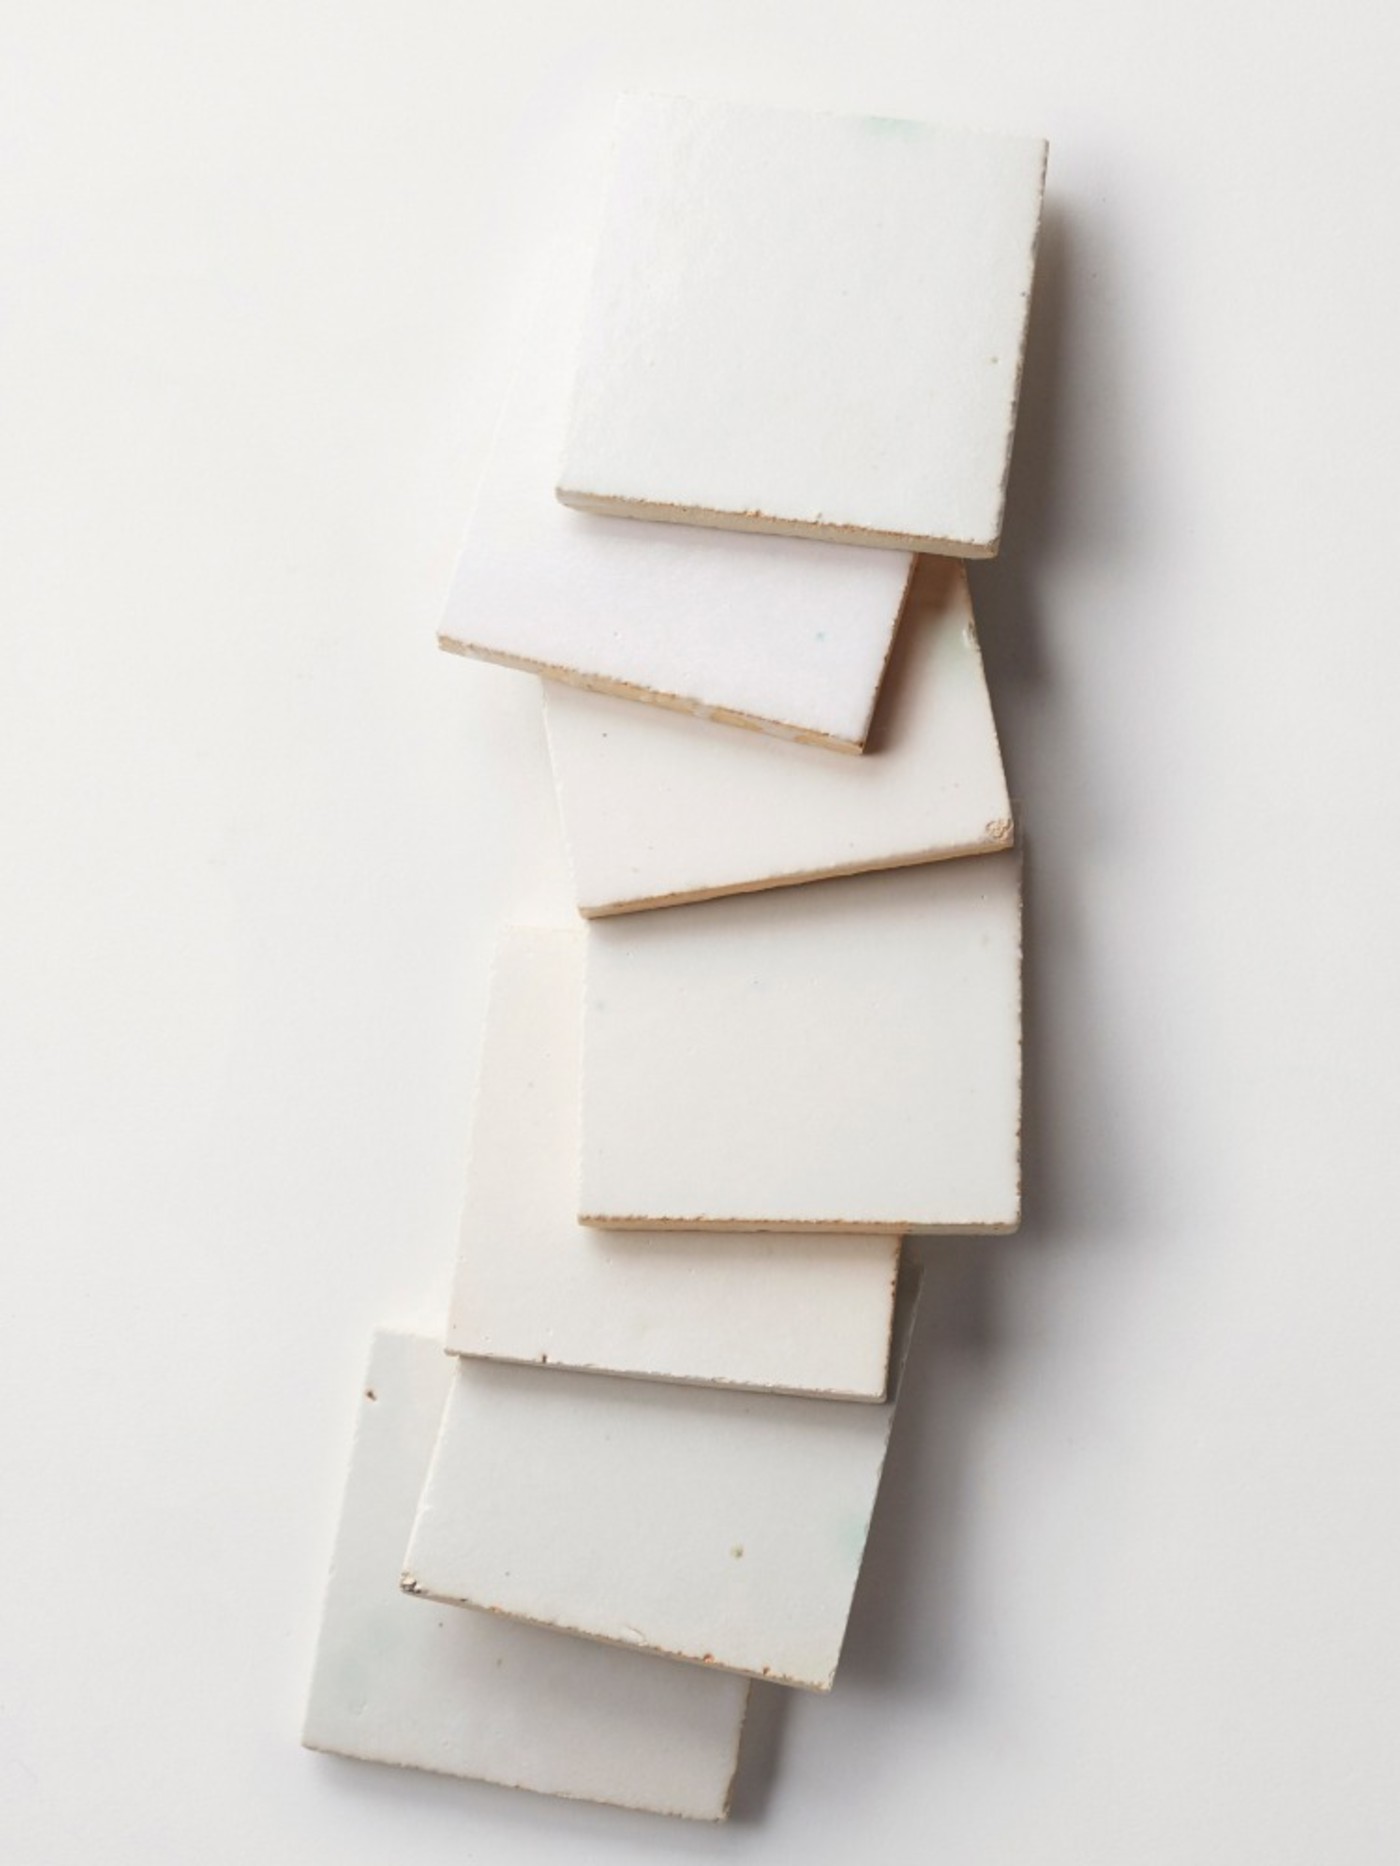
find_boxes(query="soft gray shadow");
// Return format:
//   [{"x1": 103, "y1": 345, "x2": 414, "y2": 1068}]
[
  {"x1": 842, "y1": 200, "x2": 1140, "y2": 1698},
  {"x1": 309, "y1": 203, "x2": 1129, "y2": 1830},
  {"x1": 837, "y1": 1239, "x2": 995, "y2": 1692},
  {"x1": 975, "y1": 202, "x2": 1136, "y2": 1248},
  {"x1": 726, "y1": 1679, "x2": 792, "y2": 1823}
]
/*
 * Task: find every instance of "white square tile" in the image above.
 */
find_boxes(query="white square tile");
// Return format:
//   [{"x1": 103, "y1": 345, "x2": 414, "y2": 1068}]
[
  {"x1": 580, "y1": 853, "x2": 1021, "y2": 1233},
  {"x1": 302, "y1": 1330, "x2": 748, "y2": 1819},
  {"x1": 437, "y1": 242, "x2": 911, "y2": 752},
  {"x1": 558, "y1": 95, "x2": 1047, "y2": 557},
  {"x1": 545, "y1": 558, "x2": 1011, "y2": 917},
  {"x1": 448, "y1": 927, "x2": 898, "y2": 1397},
  {"x1": 404, "y1": 1275, "x2": 918, "y2": 1691}
]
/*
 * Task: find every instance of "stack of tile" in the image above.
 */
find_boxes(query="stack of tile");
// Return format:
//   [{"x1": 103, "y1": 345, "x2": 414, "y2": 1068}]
[{"x1": 304, "y1": 94, "x2": 1047, "y2": 1822}]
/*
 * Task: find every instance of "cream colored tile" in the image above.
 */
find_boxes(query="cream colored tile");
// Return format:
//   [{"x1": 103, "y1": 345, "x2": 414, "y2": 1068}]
[
  {"x1": 580, "y1": 854, "x2": 1021, "y2": 1233},
  {"x1": 558, "y1": 96, "x2": 1046, "y2": 557},
  {"x1": 438, "y1": 246, "x2": 910, "y2": 751},
  {"x1": 545, "y1": 558, "x2": 1010, "y2": 917},
  {"x1": 302, "y1": 1330, "x2": 747, "y2": 1819},
  {"x1": 404, "y1": 1275, "x2": 919, "y2": 1691},
  {"x1": 448, "y1": 928, "x2": 898, "y2": 1396}
]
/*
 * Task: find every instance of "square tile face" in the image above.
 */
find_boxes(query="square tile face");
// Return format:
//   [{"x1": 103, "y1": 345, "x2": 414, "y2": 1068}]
[
  {"x1": 437, "y1": 245, "x2": 911, "y2": 752},
  {"x1": 302, "y1": 1330, "x2": 748, "y2": 1820},
  {"x1": 557, "y1": 95, "x2": 1047, "y2": 557},
  {"x1": 580, "y1": 854, "x2": 1021, "y2": 1233},
  {"x1": 404, "y1": 1276, "x2": 918, "y2": 1692},
  {"x1": 448, "y1": 928, "x2": 898, "y2": 1397},
  {"x1": 545, "y1": 559, "x2": 1011, "y2": 917}
]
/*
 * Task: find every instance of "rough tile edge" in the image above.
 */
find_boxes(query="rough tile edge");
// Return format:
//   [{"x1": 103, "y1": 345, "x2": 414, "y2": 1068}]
[
  {"x1": 574, "y1": 823, "x2": 1017, "y2": 919},
  {"x1": 411, "y1": 1264, "x2": 918, "y2": 1699},
  {"x1": 396, "y1": 1577, "x2": 838, "y2": 1696},
  {"x1": 552, "y1": 489, "x2": 1000, "y2": 560},
  {"x1": 576, "y1": 1213, "x2": 1017, "y2": 1236},
  {"x1": 438, "y1": 635, "x2": 870, "y2": 754},
  {"x1": 302, "y1": 1326, "x2": 746, "y2": 1822},
  {"x1": 437, "y1": 1339, "x2": 892, "y2": 1406}
]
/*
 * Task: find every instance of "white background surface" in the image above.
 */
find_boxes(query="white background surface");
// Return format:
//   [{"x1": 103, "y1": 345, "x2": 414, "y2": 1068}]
[{"x1": 2, "y1": 3, "x2": 1397, "y2": 1862}]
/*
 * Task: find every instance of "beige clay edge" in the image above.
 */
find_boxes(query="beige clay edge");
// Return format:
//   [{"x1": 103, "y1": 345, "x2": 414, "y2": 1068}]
[
  {"x1": 438, "y1": 1337, "x2": 894, "y2": 1405},
  {"x1": 581, "y1": 866, "x2": 1023, "y2": 1234},
  {"x1": 444, "y1": 1250, "x2": 902, "y2": 1403},
  {"x1": 575, "y1": 1214, "x2": 1020, "y2": 1236},
  {"x1": 569, "y1": 609, "x2": 1016, "y2": 916},
  {"x1": 438, "y1": 636, "x2": 870, "y2": 754},
  {"x1": 553, "y1": 149, "x2": 1048, "y2": 570},
  {"x1": 396, "y1": 1577, "x2": 838, "y2": 1695},
  {"x1": 552, "y1": 489, "x2": 1000, "y2": 560},
  {"x1": 578, "y1": 821, "x2": 1015, "y2": 919}
]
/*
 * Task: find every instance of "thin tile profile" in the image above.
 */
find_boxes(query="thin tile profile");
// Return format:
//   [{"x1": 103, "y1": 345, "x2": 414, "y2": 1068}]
[
  {"x1": 448, "y1": 928, "x2": 898, "y2": 1397},
  {"x1": 557, "y1": 95, "x2": 1047, "y2": 557},
  {"x1": 580, "y1": 853, "x2": 1022, "y2": 1234},
  {"x1": 437, "y1": 248, "x2": 912, "y2": 752},
  {"x1": 404, "y1": 1273, "x2": 920, "y2": 1691},
  {"x1": 302, "y1": 1329, "x2": 748, "y2": 1820},
  {"x1": 544, "y1": 558, "x2": 1011, "y2": 917}
]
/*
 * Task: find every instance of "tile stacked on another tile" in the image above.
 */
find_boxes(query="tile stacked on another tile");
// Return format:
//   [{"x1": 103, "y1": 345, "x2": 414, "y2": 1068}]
[
  {"x1": 404, "y1": 1269, "x2": 920, "y2": 1693},
  {"x1": 302, "y1": 1329, "x2": 748, "y2": 1819},
  {"x1": 557, "y1": 94, "x2": 1047, "y2": 556},
  {"x1": 306, "y1": 90, "x2": 1048, "y2": 1825},
  {"x1": 579, "y1": 853, "x2": 1023, "y2": 1235},
  {"x1": 446, "y1": 926, "x2": 901, "y2": 1399},
  {"x1": 544, "y1": 557, "x2": 1012, "y2": 917},
  {"x1": 437, "y1": 237, "x2": 912, "y2": 752}
]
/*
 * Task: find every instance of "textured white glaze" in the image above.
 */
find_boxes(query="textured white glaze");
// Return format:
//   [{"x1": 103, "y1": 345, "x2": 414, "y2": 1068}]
[
  {"x1": 544, "y1": 558, "x2": 1011, "y2": 916},
  {"x1": 558, "y1": 95, "x2": 1047, "y2": 556},
  {"x1": 302, "y1": 1330, "x2": 748, "y2": 1819},
  {"x1": 446, "y1": 928, "x2": 898, "y2": 1395}
]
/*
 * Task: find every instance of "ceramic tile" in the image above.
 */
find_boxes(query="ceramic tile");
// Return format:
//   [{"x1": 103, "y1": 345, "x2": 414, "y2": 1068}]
[
  {"x1": 438, "y1": 241, "x2": 911, "y2": 752},
  {"x1": 302, "y1": 1329, "x2": 748, "y2": 1819},
  {"x1": 404, "y1": 1273, "x2": 919, "y2": 1691},
  {"x1": 557, "y1": 95, "x2": 1047, "y2": 557},
  {"x1": 448, "y1": 928, "x2": 898, "y2": 1396},
  {"x1": 545, "y1": 558, "x2": 1011, "y2": 917},
  {"x1": 579, "y1": 853, "x2": 1021, "y2": 1233}
]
